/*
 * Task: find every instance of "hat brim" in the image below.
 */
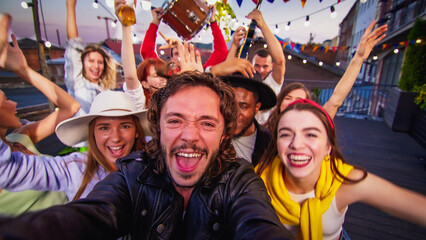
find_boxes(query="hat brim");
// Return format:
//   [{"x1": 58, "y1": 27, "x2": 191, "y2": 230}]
[
  {"x1": 55, "y1": 110, "x2": 150, "y2": 146},
  {"x1": 221, "y1": 75, "x2": 277, "y2": 110}
]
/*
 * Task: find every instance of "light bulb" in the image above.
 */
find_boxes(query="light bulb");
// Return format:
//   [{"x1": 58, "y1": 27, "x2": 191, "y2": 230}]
[
  {"x1": 394, "y1": 49, "x2": 399, "y2": 54},
  {"x1": 303, "y1": 59, "x2": 307, "y2": 64},
  {"x1": 287, "y1": 55, "x2": 292, "y2": 60},
  {"x1": 336, "y1": 61, "x2": 341, "y2": 66},
  {"x1": 274, "y1": 25, "x2": 279, "y2": 34},
  {"x1": 304, "y1": 16, "x2": 310, "y2": 27},
  {"x1": 285, "y1": 22, "x2": 291, "y2": 31},
  {"x1": 319, "y1": 61, "x2": 323, "y2": 66},
  {"x1": 21, "y1": 1, "x2": 29, "y2": 9},
  {"x1": 330, "y1": 6, "x2": 337, "y2": 18},
  {"x1": 44, "y1": 41, "x2": 51, "y2": 48},
  {"x1": 373, "y1": 56, "x2": 378, "y2": 60},
  {"x1": 360, "y1": 0, "x2": 367, "y2": 3},
  {"x1": 93, "y1": 1, "x2": 99, "y2": 9}
]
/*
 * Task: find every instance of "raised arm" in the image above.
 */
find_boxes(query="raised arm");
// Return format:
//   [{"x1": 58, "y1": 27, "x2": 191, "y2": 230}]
[
  {"x1": 209, "y1": 26, "x2": 255, "y2": 77},
  {"x1": 116, "y1": 1, "x2": 140, "y2": 91},
  {"x1": 246, "y1": 9, "x2": 285, "y2": 85},
  {"x1": 323, "y1": 20, "x2": 387, "y2": 119},
  {"x1": 66, "y1": 0, "x2": 78, "y2": 40},
  {"x1": 202, "y1": 5, "x2": 228, "y2": 69},
  {"x1": 1, "y1": 35, "x2": 80, "y2": 143},
  {"x1": 140, "y1": 7, "x2": 162, "y2": 60},
  {"x1": 338, "y1": 169, "x2": 426, "y2": 228}
]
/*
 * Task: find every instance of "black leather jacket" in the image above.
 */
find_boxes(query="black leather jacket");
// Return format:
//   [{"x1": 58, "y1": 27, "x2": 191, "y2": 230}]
[{"x1": 0, "y1": 151, "x2": 291, "y2": 240}]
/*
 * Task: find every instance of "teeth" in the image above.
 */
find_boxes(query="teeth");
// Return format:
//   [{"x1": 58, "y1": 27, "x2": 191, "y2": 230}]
[
  {"x1": 289, "y1": 155, "x2": 311, "y2": 162},
  {"x1": 177, "y1": 152, "x2": 202, "y2": 158},
  {"x1": 110, "y1": 146, "x2": 122, "y2": 151}
]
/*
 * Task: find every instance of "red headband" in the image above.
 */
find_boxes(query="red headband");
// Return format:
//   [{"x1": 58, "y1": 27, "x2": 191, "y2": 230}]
[{"x1": 286, "y1": 99, "x2": 335, "y2": 131}]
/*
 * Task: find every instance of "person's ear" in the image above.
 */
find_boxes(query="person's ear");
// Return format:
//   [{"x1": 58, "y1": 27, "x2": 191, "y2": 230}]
[
  {"x1": 255, "y1": 102, "x2": 261, "y2": 114},
  {"x1": 141, "y1": 80, "x2": 149, "y2": 89}
]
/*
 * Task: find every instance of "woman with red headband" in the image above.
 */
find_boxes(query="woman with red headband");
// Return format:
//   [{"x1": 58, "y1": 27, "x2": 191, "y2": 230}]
[{"x1": 256, "y1": 99, "x2": 426, "y2": 239}]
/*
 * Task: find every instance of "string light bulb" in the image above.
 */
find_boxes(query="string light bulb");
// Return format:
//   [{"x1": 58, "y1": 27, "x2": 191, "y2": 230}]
[
  {"x1": 111, "y1": 19, "x2": 117, "y2": 28},
  {"x1": 264, "y1": 44, "x2": 268, "y2": 48},
  {"x1": 330, "y1": 6, "x2": 337, "y2": 18},
  {"x1": 336, "y1": 61, "x2": 340, "y2": 66},
  {"x1": 44, "y1": 41, "x2": 51, "y2": 48},
  {"x1": 93, "y1": 0, "x2": 99, "y2": 9},
  {"x1": 287, "y1": 55, "x2": 292, "y2": 60},
  {"x1": 285, "y1": 22, "x2": 291, "y2": 31},
  {"x1": 303, "y1": 59, "x2": 307, "y2": 64},
  {"x1": 304, "y1": 16, "x2": 310, "y2": 27},
  {"x1": 373, "y1": 56, "x2": 378, "y2": 60},
  {"x1": 319, "y1": 61, "x2": 323, "y2": 66},
  {"x1": 394, "y1": 49, "x2": 399, "y2": 54},
  {"x1": 360, "y1": 0, "x2": 367, "y2": 3}
]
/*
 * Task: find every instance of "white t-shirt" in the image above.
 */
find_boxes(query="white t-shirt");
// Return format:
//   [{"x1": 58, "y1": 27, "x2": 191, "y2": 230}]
[
  {"x1": 256, "y1": 74, "x2": 282, "y2": 125},
  {"x1": 284, "y1": 190, "x2": 347, "y2": 240}
]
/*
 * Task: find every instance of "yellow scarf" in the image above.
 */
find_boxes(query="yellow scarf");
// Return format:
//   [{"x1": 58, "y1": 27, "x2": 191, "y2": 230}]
[{"x1": 257, "y1": 156, "x2": 353, "y2": 240}]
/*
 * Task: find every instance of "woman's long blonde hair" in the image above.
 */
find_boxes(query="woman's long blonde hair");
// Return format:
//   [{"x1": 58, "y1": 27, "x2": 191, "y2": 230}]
[
  {"x1": 80, "y1": 44, "x2": 116, "y2": 90},
  {"x1": 73, "y1": 115, "x2": 146, "y2": 200}
]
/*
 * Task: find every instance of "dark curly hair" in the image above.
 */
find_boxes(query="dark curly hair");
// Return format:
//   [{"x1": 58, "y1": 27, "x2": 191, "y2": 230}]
[{"x1": 146, "y1": 71, "x2": 238, "y2": 178}]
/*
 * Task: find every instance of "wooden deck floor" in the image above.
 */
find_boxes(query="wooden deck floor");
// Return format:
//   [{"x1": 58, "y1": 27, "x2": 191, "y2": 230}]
[{"x1": 335, "y1": 117, "x2": 426, "y2": 239}]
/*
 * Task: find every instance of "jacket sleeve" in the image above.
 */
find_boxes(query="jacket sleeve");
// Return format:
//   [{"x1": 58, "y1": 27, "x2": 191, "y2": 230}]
[
  {"x1": 225, "y1": 159, "x2": 292, "y2": 240},
  {"x1": 0, "y1": 166, "x2": 133, "y2": 240},
  {"x1": 203, "y1": 21, "x2": 228, "y2": 69},
  {"x1": 140, "y1": 23, "x2": 160, "y2": 60}
]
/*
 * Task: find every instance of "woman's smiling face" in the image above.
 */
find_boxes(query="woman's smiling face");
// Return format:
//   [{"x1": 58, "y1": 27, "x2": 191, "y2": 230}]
[{"x1": 277, "y1": 109, "x2": 331, "y2": 182}]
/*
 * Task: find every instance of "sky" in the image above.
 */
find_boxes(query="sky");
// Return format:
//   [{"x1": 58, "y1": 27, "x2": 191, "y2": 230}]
[{"x1": 0, "y1": 0, "x2": 357, "y2": 47}]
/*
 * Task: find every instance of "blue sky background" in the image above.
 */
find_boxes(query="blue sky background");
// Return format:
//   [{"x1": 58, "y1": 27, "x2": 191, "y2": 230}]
[{"x1": 0, "y1": 0, "x2": 357, "y2": 47}]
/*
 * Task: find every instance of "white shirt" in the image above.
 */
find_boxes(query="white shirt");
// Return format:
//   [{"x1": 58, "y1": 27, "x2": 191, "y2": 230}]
[{"x1": 232, "y1": 129, "x2": 257, "y2": 163}]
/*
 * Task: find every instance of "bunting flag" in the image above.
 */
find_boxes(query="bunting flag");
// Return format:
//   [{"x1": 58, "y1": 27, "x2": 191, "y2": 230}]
[
  {"x1": 341, "y1": 46, "x2": 347, "y2": 52},
  {"x1": 291, "y1": 42, "x2": 296, "y2": 49},
  {"x1": 267, "y1": 0, "x2": 275, "y2": 2},
  {"x1": 252, "y1": 0, "x2": 258, "y2": 4},
  {"x1": 283, "y1": 0, "x2": 290, "y2": 2},
  {"x1": 332, "y1": 46, "x2": 337, "y2": 53},
  {"x1": 382, "y1": 43, "x2": 389, "y2": 50},
  {"x1": 313, "y1": 45, "x2": 319, "y2": 52},
  {"x1": 320, "y1": 46, "x2": 325, "y2": 52},
  {"x1": 301, "y1": 44, "x2": 306, "y2": 51},
  {"x1": 282, "y1": 42, "x2": 289, "y2": 49},
  {"x1": 325, "y1": 46, "x2": 330, "y2": 53},
  {"x1": 301, "y1": 0, "x2": 306, "y2": 8},
  {"x1": 237, "y1": 0, "x2": 243, "y2": 7}
]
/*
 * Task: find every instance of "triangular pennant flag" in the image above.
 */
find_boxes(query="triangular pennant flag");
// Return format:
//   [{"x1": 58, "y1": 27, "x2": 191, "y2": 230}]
[
  {"x1": 341, "y1": 46, "x2": 347, "y2": 52},
  {"x1": 405, "y1": 41, "x2": 409, "y2": 47},
  {"x1": 313, "y1": 45, "x2": 319, "y2": 52},
  {"x1": 283, "y1": 42, "x2": 289, "y2": 49},
  {"x1": 332, "y1": 46, "x2": 337, "y2": 53},
  {"x1": 337, "y1": 0, "x2": 341, "y2": 3},
  {"x1": 325, "y1": 46, "x2": 330, "y2": 53},
  {"x1": 320, "y1": 46, "x2": 325, "y2": 52},
  {"x1": 267, "y1": 0, "x2": 275, "y2": 2},
  {"x1": 236, "y1": 0, "x2": 243, "y2": 7},
  {"x1": 301, "y1": 44, "x2": 306, "y2": 51},
  {"x1": 295, "y1": 43, "x2": 301, "y2": 51},
  {"x1": 382, "y1": 43, "x2": 389, "y2": 49},
  {"x1": 278, "y1": 40, "x2": 284, "y2": 46},
  {"x1": 301, "y1": 0, "x2": 306, "y2": 8},
  {"x1": 410, "y1": 40, "x2": 416, "y2": 45},
  {"x1": 291, "y1": 42, "x2": 295, "y2": 49},
  {"x1": 319, "y1": 0, "x2": 322, "y2": 2},
  {"x1": 283, "y1": 0, "x2": 290, "y2": 2},
  {"x1": 252, "y1": 0, "x2": 258, "y2": 4},
  {"x1": 392, "y1": 43, "x2": 398, "y2": 48},
  {"x1": 399, "y1": 41, "x2": 405, "y2": 46}
]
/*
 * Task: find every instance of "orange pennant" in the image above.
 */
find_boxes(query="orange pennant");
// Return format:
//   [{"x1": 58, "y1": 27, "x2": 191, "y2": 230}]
[
  {"x1": 302, "y1": 44, "x2": 306, "y2": 51},
  {"x1": 313, "y1": 45, "x2": 319, "y2": 52},
  {"x1": 282, "y1": 42, "x2": 289, "y2": 49},
  {"x1": 341, "y1": 46, "x2": 347, "y2": 52},
  {"x1": 301, "y1": 0, "x2": 306, "y2": 8},
  {"x1": 325, "y1": 46, "x2": 330, "y2": 53}
]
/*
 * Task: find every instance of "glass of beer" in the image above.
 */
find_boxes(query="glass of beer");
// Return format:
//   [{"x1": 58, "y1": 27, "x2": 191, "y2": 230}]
[{"x1": 116, "y1": 0, "x2": 136, "y2": 26}]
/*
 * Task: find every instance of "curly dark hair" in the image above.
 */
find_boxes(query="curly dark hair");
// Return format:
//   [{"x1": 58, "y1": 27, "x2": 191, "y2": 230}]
[{"x1": 146, "y1": 71, "x2": 238, "y2": 178}]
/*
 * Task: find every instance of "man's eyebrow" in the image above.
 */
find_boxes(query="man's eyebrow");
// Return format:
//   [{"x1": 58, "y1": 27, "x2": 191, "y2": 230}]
[{"x1": 164, "y1": 112, "x2": 220, "y2": 122}]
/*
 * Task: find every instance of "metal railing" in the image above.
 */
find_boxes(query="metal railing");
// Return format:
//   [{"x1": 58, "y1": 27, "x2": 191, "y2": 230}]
[{"x1": 316, "y1": 84, "x2": 397, "y2": 120}]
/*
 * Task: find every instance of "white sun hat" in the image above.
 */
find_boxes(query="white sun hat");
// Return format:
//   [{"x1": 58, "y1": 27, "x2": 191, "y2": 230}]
[{"x1": 55, "y1": 90, "x2": 150, "y2": 146}]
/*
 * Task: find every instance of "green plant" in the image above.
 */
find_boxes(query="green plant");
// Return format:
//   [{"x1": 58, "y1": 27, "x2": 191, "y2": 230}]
[
  {"x1": 414, "y1": 84, "x2": 426, "y2": 110},
  {"x1": 398, "y1": 19, "x2": 426, "y2": 108}
]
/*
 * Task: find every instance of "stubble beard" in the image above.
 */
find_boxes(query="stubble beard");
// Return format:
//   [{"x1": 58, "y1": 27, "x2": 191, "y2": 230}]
[{"x1": 161, "y1": 145, "x2": 219, "y2": 189}]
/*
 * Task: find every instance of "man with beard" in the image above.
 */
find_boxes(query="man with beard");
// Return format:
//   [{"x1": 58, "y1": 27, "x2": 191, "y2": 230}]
[
  {"x1": 0, "y1": 72, "x2": 290, "y2": 240},
  {"x1": 221, "y1": 72, "x2": 276, "y2": 167}
]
